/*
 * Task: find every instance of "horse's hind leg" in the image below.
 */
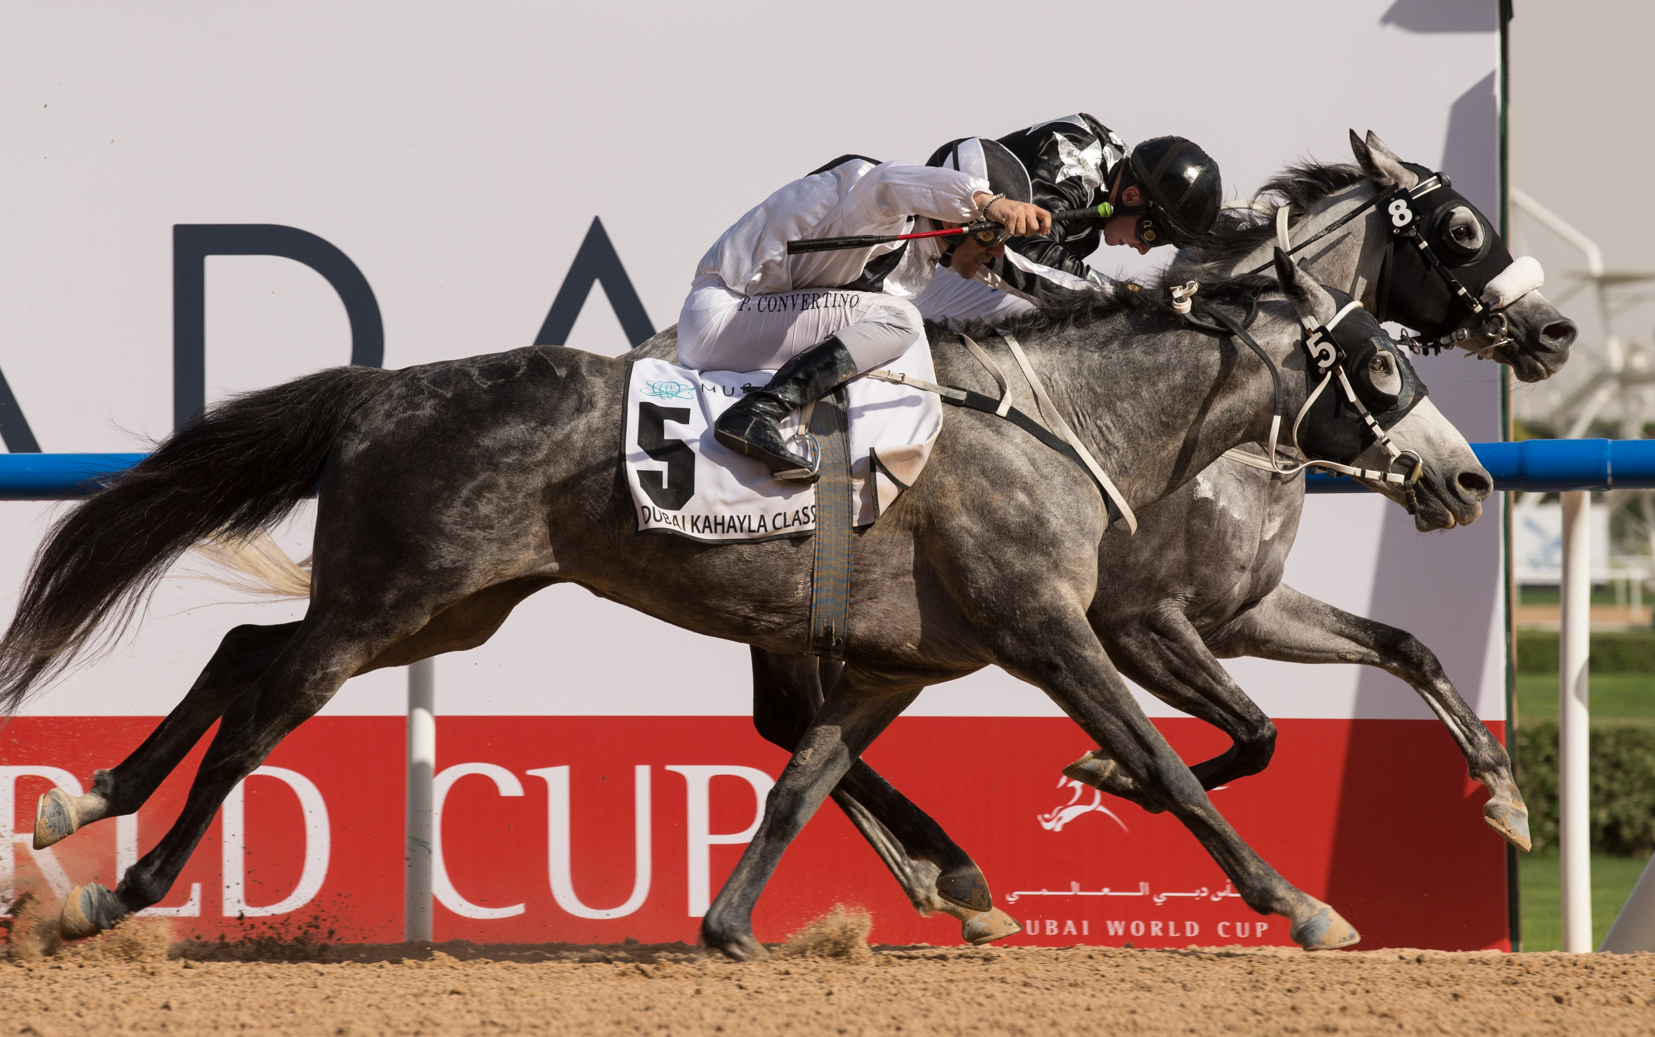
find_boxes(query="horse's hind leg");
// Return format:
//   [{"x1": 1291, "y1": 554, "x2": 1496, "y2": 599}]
[
  {"x1": 705, "y1": 664, "x2": 921, "y2": 960},
  {"x1": 58, "y1": 610, "x2": 420, "y2": 939},
  {"x1": 993, "y1": 611, "x2": 1359, "y2": 951},
  {"x1": 1205, "y1": 583, "x2": 1529, "y2": 851},
  {"x1": 751, "y1": 649, "x2": 1019, "y2": 945},
  {"x1": 34, "y1": 622, "x2": 298, "y2": 849},
  {"x1": 1064, "y1": 606, "x2": 1278, "y2": 809}
]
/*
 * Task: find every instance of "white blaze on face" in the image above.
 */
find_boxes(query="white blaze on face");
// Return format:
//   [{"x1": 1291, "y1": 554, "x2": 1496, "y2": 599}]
[{"x1": 1481, "y1": 256, "x2": 1545, "y2": 309}]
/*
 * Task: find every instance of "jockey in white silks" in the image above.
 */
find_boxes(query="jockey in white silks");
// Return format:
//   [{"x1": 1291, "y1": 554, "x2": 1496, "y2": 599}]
[{"x1": 679, "y1": 138, "x2": 1051, "y2": 481}]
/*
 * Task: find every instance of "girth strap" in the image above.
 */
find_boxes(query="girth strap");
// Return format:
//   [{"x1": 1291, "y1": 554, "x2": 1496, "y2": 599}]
[
  {"x1": 867, "y1": 355, "x2": 1132, "y2": 531},
  {"x1": 997, "y1": 333, "x2": 1137, "y2": 535},
  {"x1": 808, "y1": 388, "x2": 853, "y2": 658}
]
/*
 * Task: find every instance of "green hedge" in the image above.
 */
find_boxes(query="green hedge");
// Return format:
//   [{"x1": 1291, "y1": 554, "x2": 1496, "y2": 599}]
[
  {"x1": 1514, "y1": 722, "x2": 1655, "y2": 855},
  {"x1": 1516, "y1": 630, "x2": 1655, "y2": 674}
]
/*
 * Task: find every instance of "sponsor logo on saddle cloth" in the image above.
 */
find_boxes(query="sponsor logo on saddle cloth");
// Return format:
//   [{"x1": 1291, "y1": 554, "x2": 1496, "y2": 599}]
[{"x1": 623, "y1": 348, "x2": 942, "y2": 543}]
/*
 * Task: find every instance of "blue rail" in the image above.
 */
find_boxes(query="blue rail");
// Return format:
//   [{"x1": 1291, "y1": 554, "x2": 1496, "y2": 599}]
[
  {"x1": 2, "y1": 440, "x2": 1654, "y2": 499},
  {"x1": 1305, "y1": 439, "x2": 1655, "y2": 493},
  {"x1": 0, "y1": 454, "x2": 149, "y2": 501}
]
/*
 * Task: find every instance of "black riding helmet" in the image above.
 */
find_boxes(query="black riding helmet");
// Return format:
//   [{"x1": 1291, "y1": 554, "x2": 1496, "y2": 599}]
[
  {"x1": 1110, "y1": 136, "x2": 1222, "y2": 248},
  {"x1": 924, "y1": 137, "x2": 1034, "y2": 263}
]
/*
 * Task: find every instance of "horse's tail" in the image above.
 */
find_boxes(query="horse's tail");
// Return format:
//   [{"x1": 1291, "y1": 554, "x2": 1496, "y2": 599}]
[{"x1": 0, "y1": 365, "x2": 397, "y2": 714}]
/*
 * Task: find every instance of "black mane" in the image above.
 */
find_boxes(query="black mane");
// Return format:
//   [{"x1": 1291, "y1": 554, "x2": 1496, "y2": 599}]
[
  {"x1": 928, "y1": 160, "x2": 1376, "y2": 344},
  {"x1": 938, "y1": 268, "x2": 1278, "y2": 346},
  {"x1": 1193, "y1": 162, "x2": 1372, "y2": 267}
]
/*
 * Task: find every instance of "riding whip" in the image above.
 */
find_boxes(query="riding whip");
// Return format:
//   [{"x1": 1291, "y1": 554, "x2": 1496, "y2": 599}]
[{"x1": 785, "y1": 203, "x2": 1116, "y2": 255}]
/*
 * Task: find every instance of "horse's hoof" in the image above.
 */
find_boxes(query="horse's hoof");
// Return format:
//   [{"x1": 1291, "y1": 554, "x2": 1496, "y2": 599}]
[
  {"x1": 1061, "y1": 751, "x2": 1164, "y2": 814},
  {"x1": 60, "y1": 883, "x2": 129, "y2": 941},
  {"x1": 707, "y1": 932, "x2": 769, "y2": 962},
  {"x1": 34, "y1": 788, "x2": 78, "y2": 849},
  {"x1": 935, "y1": 865, "x2": 992, "y2": 913},
  {"x1": 960, "y1": 907, "x2": 1022, "y2": 946},
  {"x1": 1289, "y1": 903, "x2": 1360, "y2": 950},
  {"x1": 1484, "y1": 799, "x2": 1532, "y2": 852},
  {"x1": 701, "y1": 914, "x2": 770, "y2": 962},
  {"x1": 1062, "y1": 751, "x2": 1116, "y2": 787}
]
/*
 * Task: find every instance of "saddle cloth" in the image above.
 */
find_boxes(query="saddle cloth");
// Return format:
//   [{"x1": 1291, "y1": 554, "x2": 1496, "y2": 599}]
[{"x1": 622, "y1": 346, "x2": 942, "y2": 542}]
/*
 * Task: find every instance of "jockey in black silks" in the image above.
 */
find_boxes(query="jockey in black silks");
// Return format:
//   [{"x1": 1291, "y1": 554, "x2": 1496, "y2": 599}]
[
  {"x1": 681, "y1": 139, "x2": 1051, "y2": 481},
  {"x1": 913, "y1": 114, "x2": 1225, "y2": 325}
]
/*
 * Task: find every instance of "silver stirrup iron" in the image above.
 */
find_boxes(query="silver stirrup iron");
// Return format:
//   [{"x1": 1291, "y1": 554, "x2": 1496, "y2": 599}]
[{"x1": 772, "y1": 433, "x2": 821, "y2": 482}]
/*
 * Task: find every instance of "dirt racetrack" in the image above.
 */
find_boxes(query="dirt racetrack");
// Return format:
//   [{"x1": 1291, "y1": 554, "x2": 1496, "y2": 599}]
[{"x1": 4, "y1": 915, "x2": 1654, "y2": 1037}]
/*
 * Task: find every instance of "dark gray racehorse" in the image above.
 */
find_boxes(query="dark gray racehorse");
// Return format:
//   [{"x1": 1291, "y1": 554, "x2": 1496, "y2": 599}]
[
  {"x1": 625, "y1": 132, "x2": 1577, "y2": 944},
  {"x1": 8, "y1": 254, "x2": 1486, "y2": 957}
]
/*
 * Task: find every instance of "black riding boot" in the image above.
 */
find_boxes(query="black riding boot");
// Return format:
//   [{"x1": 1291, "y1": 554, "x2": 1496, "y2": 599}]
[{"x1": 713, "y1": 336, "x2": 860, "y2": 481}]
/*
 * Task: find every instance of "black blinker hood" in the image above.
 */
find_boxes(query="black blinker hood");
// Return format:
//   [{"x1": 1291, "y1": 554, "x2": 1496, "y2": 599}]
[
  {"x1": 1297, "y1": 286, "x2": 1429, "y2": 465},
  {"x1": 1373, "y1": 163, "x2": 1514, "y2": 335}
]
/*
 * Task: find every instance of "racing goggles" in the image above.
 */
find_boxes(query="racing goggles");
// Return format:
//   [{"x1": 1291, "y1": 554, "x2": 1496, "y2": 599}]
[
  {"x1": 938, "y1": 222, "x2": 1009, "y2": 267},
  {"x1": 1133, "y1": 213, "x2": 1172, "y2": 248}
]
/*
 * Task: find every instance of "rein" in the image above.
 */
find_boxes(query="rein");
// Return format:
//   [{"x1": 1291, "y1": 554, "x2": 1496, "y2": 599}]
[
  {"x1": 866, "y1": 276, "x2": 1429, "y2": 534},
  {"x1": 867, "y1": 334, "x2": 1139, "y2": 534}
]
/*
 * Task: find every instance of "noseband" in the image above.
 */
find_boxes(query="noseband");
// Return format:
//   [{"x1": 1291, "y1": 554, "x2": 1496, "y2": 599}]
[{"x1": 1180, "y1": 285, "x2": 1427, "y2": 501}]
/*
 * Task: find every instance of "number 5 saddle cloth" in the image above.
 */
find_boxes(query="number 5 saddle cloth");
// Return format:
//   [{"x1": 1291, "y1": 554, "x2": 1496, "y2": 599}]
[{"x1": 622, "y1": 347, "x2": 942, "y2": 544}]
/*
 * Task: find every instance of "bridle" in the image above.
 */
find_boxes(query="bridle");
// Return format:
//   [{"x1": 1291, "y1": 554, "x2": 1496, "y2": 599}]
[
  {"x1": 1178, "y1": 284, "x2": 1427, "y2": 504},
  {"x1": 1243, "y1": 171, "x2": 1541, "y2": 360}
]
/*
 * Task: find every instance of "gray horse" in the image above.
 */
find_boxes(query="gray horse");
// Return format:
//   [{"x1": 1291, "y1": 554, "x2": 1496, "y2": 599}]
[
  {"x1": 8, "y1": 254, "x2": 1485, "y2": 958},
  {"x1": 1061, "y1": 132, "x2": 1571, "y2": 816},
  {"x1": 626, "y1": 132, "x2": 1576, "y2": 944}
]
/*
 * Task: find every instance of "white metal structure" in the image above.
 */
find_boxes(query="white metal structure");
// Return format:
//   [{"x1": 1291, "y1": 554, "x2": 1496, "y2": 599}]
[
  {"x1": 404, "y1": 658, "x2": 436, "y2": 942},
  {"x1": 1558, "y1": 492, "x2": 1593, "y2": 951}
]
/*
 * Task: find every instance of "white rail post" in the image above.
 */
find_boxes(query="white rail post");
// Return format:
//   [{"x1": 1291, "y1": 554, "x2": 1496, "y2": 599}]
[
  {"x1": 1559, "y1": 490, "x2": 1593, "y2": 952},
  {"x1": 405, "y1": 657, "x2": 436, "y2": 942}
]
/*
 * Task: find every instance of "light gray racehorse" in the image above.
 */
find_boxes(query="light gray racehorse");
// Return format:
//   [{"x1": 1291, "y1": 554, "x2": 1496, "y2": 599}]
[
  {"x1": 1059, "y1": 133, "x2": 1573, "y2": 810},
  {"x1": 10, "y1": 254, "x2": 1486, "y2": 958},
  {"x1": 627, "y1": 132, "x2": 1577, "y2": 944}
]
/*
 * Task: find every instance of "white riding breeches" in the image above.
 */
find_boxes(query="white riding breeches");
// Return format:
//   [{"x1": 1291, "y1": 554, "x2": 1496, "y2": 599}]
[{"x1": 676, "y1": 276, "x2": 924, "y2": 373}]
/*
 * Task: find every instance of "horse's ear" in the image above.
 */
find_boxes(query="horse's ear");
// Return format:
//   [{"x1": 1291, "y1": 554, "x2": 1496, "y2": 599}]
[
  {"x1": 1350, "y1": 129, "x2": 1419, "y2": 190},
  {"x1": 1272, "y1": 247, "x2": 1337, "y2": 327}
]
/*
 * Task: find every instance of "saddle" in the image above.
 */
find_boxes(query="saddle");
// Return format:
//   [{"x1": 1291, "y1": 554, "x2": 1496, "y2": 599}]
[
  {"x1": 622, "y1": 348, "x2": 942, "y2": 656},
  {"x1": 622, "y1": 332, "x2": 1136, "y2": 656},
  {"x1": 622, "y1": 349, "x2": 942, "y2": 543}
]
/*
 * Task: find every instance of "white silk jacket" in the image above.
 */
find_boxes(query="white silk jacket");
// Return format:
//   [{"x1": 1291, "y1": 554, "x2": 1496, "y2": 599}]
[{"x1": 695, "y1": 159, "x2": 989, "y2": 299}]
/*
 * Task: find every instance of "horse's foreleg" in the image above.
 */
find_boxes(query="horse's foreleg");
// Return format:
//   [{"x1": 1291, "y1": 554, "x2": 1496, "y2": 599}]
[
  {"x1": 995, "y1": 613, "x2": 1359, "y2": 951},
  {"x1": 34, "y1": 622, "x2": 299, "y2": 850},
  {"x1": 750, "y1": 649, "x2": 1017, "y2": 943},
  {"x1": 704, "y1": 667, "x2": 920, "y2": 961},
  {"x1": 58, "y1": 615, "x2": 399, "y2": 940},
  {"x1": 1066, "y1": 606, "x2": 1277, "y2": 808},
  {"x1": 1205, "y1": 583, "x2": 1529, "y2": 851}
]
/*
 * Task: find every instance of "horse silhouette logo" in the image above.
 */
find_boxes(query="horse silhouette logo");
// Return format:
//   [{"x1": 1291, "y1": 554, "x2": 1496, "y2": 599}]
[
  {"x1": 642, "y1": 379, "x2": 695, "y2": 401},
  {"x1": 1038, "y1": 776, "x2": 1129, "y2": 834}
]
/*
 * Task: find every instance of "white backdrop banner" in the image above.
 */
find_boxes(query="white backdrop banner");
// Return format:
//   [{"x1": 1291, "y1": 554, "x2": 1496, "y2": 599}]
[{"x1": 0, "y1": 0, "x2": 1503, "y2": 721}]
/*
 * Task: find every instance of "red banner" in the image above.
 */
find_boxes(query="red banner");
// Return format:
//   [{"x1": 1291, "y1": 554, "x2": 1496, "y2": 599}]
[{"x1": 0, "y1": 715, "x2": 1508, "y2": 950}]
